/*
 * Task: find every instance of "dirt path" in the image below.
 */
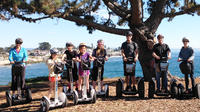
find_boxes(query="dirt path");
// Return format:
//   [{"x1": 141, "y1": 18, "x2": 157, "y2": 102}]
[{"x1": 0, "y1": 78, "x2": 200, "y2": 112}]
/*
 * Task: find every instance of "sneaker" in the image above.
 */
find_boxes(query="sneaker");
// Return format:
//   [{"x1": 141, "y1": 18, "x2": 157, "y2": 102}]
[
  {"x1": 78, "y1": 91, "x2": 82, "y2": 98},
  {"x1": 87, "y1": 90, "x2": 91, "y2": 97},
  {"x1": 125, "y1": 86, "x2": 131, "y2": 91},
  {"x1": 131, "y1": 86, "x2": 137, "y2": 92},
  {"x1": 164, "y1": 89, "x2": 169, "y2": 93},
  {"x1": 67, "y1": 88, "x2": 71, "y2": 93},
  {"x1": 156, "y1": 89, "x2": 161, "y2": 93}
]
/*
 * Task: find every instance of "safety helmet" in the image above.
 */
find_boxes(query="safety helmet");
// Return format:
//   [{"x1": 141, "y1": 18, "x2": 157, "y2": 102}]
[
  {"x1": 126, "y1": 31, "x2": 133, "y2": 36},
  {"x1": 50, "y1": 49, "x2": 58, "y2": 54},
  {"x1": 15, "y1": 38, "x2": 23, "y2": 44},
  {"x1": 79, "y1": 43, "x2": 87, "y2": 49},
  {"x1": 66, "y1": 42, "x2": 74, "y2": 47}
]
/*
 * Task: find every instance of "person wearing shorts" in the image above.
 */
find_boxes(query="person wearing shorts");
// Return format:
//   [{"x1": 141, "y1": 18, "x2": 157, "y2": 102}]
[
  {"x1": 46, "y1": 49, "x2": 62, "y2": 99},
  {"x1": 62, "y1": 42, "x2": 78, "y2": 91},
  {"x1": 121, "y1": 31, "x2": 138, "y2": 92},
  {"x1": 76, "y1": 43, "x2": 93, "y2": 97},
  {"x1": 91, "y1": 39, "x2": 108, "y2": 91}
]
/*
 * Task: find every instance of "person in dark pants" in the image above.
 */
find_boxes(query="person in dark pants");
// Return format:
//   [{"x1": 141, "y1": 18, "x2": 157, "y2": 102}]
[
  {"x1": 152, "y1": 34, "x2": 171, "y2": 93},
  {"x1": 9, "y1": 38, "x2": 28, "y2": 97},
  {"x1": 62, "y1": 42, "x2": 78, "y2": 91},
  {"x1": 178, "y1": 37, "x2": 195, "y2": 93},
  {"x1": 121, "y1": 31, "x2": 138, "y2": 92},
  {"x1": 91, "y1": 39, "x2": 108, "y2": 91}
]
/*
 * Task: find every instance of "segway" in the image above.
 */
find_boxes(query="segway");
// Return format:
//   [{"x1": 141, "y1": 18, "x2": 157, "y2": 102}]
[
  {"x1": 73, "y1": 60, "x2": 96, "y2": 105},
  {"x1": 94, "y1": 57, "x2": 109, "y2": 97},
  {"x1": 40, "y1": 62, "x2": 68, "y2": 112},
  {"x1": 6, "y1": 61, "x2": 32, "y2": 107},
  {"x1": 63, "y1": 60, "x2": 75, "y2": 99},
  {"x1": 177, "y1": 60, "x2": 200, "y2": 99},
  {"x1": 148, "y1": 57, "x2": 178, "y2": 98},
  {"x1": 116, "y1": 57, "x2": 145, "y2": 98}
]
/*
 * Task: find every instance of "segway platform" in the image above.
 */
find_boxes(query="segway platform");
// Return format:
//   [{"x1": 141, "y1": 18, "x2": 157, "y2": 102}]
[
  {"x1": 116, "y1": 77, "x2": 145, "y2": 98},
  {"x1": 73, "y1": 86, "x2": 96, "y2": 105},
  {"x1": 96, "y1": 84, "x2": 109, "y2": 97}
]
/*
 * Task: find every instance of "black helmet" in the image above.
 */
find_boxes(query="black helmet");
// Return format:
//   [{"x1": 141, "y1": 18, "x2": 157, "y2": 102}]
[
  {"x1": 50, "y1": 49, "x2": 58, "y2": 54},
  {"x1": 66, "y1": 42, "x2": 74, "y2": 47},
  {"x1": 126, "y1": 31, "x2": 133, "y2": 36},
  {"x1": 15, "y1": 38, "x2": 23, "y2": 44}
]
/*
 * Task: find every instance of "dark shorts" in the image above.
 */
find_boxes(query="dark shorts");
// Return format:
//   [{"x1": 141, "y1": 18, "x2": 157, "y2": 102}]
[
  {"x1": 91, "y1": 66, "x2": 104, "y2": 81},
  {"x1": 123, "y1": 62, "x2": 136, "y2": 76},
  {"x1": 11, "y1": 65, "x2": 26, "y2": 91},
  {"x1": 62, "y1": 65, "x2": 78, "y2": 82}
]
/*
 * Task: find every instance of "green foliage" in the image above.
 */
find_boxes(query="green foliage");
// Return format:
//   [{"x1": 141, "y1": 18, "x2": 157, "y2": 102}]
[
  {"x1": 0, "y1": 0, "x2": 200, "y2": 33},
  {"x1": 38, "y1": 42, "x2": 51, "y2": 50}
]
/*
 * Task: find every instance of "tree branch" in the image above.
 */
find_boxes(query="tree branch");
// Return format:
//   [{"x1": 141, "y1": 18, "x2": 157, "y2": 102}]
[
  {"x1": 102, "y1": 0, "x2": 129, "y2": 20},
  {"x1": 145, "y1": 0, "x2": 168, "y2": 33},
  {"x1": 164, "y1": 5, "x2": 200, "y2": 18},
  {"x1": 61, "y1": 15, "x2": 129, "y2": 36},
  {"x1": 129, "y1": 0, "x2": 143, "y2": 25}
]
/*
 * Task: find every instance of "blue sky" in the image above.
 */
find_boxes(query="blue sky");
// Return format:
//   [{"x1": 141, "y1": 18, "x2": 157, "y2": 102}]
[{"x1": 0, "y1": 14, "x2": 200, "y2": 49}]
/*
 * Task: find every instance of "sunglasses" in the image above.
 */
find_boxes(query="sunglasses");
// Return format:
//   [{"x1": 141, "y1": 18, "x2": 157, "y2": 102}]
[
  {"x1": 16, "y1": 42, "x2": 22, "y2": 44},
  {"x1": 183, "y1": 41, "x2": 189, "y2": 43}
]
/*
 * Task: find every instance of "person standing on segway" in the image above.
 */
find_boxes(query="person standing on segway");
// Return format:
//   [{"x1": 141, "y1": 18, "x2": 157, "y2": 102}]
[
  {"x1": 62, "y1": 42, "x2": 79, "y2": 92},
  {"x1": 121, "y1": 31, "x2": 138, "y2": 92},
  {"x1": 46, "y1": 49, "x2": 62, "y2": 99},
  {"x1": 9, "y1": 38, "x2": 28, "y2": 99},
  {"x1": 152, "y1": 34, "x2": 171, "y2": 93},
  {"x1": 76, "y1": 43, "x2": 94, "y2": 98},
  {"x1": 178, "y1": 37, "x2": 195, "y2": 93},
  {"x1": 92, "y1": 39, "x2": 108, "y2": 91}
]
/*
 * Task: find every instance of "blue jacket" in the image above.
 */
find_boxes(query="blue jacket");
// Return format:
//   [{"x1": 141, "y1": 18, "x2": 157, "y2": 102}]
[
  {"x1": 178, "y1": 46, "x2": 194, "y2": 61},
  {"x1": 9, "y1": 47, "x2": 28, "y2": 65}
]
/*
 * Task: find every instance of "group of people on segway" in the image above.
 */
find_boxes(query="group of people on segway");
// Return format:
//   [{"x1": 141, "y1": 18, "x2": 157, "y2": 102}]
[
  {"x1": 117, "y1": 31, "x2": 199, "y2": 99},
  {"x1": 6, "y1": 32, "x2": 200, "y2": 110}
]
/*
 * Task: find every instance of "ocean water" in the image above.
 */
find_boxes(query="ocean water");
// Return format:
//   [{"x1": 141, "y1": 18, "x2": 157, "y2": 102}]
[{"x1": 0, "y1": 51, "x2": 200, "y2": 85}]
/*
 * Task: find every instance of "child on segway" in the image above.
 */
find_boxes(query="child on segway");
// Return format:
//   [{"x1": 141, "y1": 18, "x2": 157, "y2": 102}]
[
  {"x1": 76, "y1": 43, "x2": 94, "y2": 98},
  {"x1": 40, "y1": 49, "x2": 67, "y2": 111},
  {"x1": 92, "y1": 40, "x2": 108, "y2": 91},
  {"x1": 121, "y1": 31, "x2": 138, "y2": 92},
  {"x1": 178, "y1": 37, "x2": 195, "y2": 94},
  {"x1": 46, "y1": 49, "x2": 62, "y2": 99},
  {"x1": 62, "y1": 42, "x2": 79, "y2": 93},
  {"x1": 152, "y1": 34, "x2": 171, "y2": 94}
]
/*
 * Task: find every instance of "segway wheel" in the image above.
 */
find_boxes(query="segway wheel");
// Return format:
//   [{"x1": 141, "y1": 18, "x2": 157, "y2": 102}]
[
  {"x1": 6, "y1": 90, "x2": 12, "y2": 106},
  {"x1": 73, "y1": 91, "x2": 78, "y2": 105},
  {"x1": 91, "y1": 91, "x2": 96, "y2": 104},
  {"x1": 40, "y1": 97, "x2": 50, "y2": 112},
  {"x1": 138, "y1": 78, "x2": 145, "y2": 98},
  {"x1": 195, "y1": 83, "x2": 200, "y2": 99},
  {"x1": 116, "y1": 80, "x2": 122, "y2": 98},
  {"x1": 148, "y1": 79, "x2": 155, "y2": 98},
  {"x1": 58, "y1": 92, "x2": 68, "y2": 107},
  {"x1": 177, "y1": 83, "x2": 184, "y2": 99},
  {"x1": 61, "y1": 96, "x2": 68, "y2": 108},
  {"x1": 26, "y1": 89, "x2": 32, "y2": 103},
  {"x1": 105, "y1": 85, "x2": 109, "y2": 98},
  {"x1": 170, "y1": 86, "x2": 178, "y2": 98}
]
